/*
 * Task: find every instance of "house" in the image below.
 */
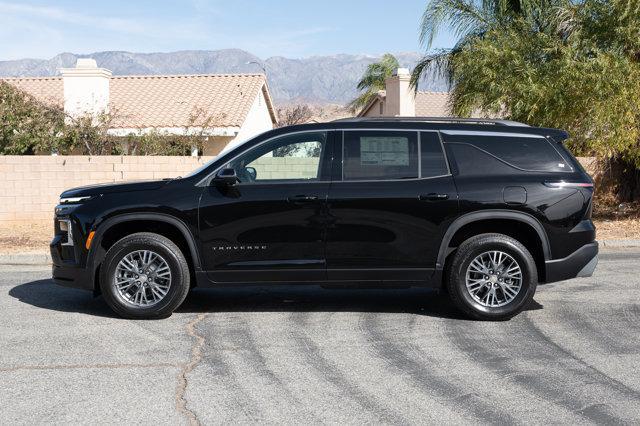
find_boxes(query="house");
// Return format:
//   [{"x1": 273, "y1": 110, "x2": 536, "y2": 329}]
[
  {"x1": 358, "y1": 68, "x2": 452, "y2": 118},
  {"x1": 3, "y1": 59, "x2": 278, "y2": 155}
]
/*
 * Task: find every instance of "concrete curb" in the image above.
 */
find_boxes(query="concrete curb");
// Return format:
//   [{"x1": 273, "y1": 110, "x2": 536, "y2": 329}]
[
  {"x1": 2, "y1": 239, "x2": 640, "y2": 266},
  {"x1": 600, "y1": 239, "x2": 640, "y2": 248},
  {"x1": 0, "y1": 252, "x2": 52, "y2": 266}
]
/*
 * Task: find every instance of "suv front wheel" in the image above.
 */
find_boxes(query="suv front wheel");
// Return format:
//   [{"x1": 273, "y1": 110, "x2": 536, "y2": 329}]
[
  {"x1": 446, "y1": 233, "x2": 538, "y2": 320},
  {"x1": 100, "y1": 232, "x2": 191, "y2": 319}
]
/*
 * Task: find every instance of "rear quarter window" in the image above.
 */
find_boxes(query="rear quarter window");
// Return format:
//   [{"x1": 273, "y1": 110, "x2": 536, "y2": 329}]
[{"x1": 442, "y1": 131, "x2": 571, "y2": 173}]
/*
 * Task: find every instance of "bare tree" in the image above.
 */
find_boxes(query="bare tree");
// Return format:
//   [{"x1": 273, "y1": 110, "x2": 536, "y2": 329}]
[{"x1": 276, "y1": 104, "x2": 313, "y2": 128}]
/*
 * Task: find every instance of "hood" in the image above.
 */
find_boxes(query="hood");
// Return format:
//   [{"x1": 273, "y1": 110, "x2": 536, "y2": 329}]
[{"x1": 60, "y1": 179, "x2": 170, "y2": 198}]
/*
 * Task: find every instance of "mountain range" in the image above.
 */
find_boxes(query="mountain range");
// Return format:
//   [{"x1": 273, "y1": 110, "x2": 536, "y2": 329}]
[{"x1": 0, "y1": 49, "x2": 449, "y2": 105}]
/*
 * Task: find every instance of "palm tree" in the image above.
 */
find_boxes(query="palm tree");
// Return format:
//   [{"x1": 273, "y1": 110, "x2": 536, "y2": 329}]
[
  {"x1": 349, "y1": 53, "x2": 400, "y2": 113},
  {"x1": 410, "y1": 0, "x2": 570, "y2": 90}
]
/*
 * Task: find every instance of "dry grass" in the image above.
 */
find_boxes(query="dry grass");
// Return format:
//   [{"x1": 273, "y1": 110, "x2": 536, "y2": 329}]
[
  {"x1": 0, "y1": 222, "x2": 52, "y2": 253},
  {"x1": 591, "y1": 193, "x2": 640, "y2": 239},
  {"x1": 592, "y1": 192, "x2": 640, "y2": 220},
  {"x1": 594, "y1": 218, "x2": 640, "y2": 240}
]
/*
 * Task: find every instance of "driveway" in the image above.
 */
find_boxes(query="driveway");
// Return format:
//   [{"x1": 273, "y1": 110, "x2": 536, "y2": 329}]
[{"x1": 2, "y1": 249, "x2": 640, "y2": 424}]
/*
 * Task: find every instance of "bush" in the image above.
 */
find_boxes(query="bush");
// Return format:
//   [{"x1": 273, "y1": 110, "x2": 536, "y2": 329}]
[
  {"x1": 0, "y1": 81, "x2": 66, "y2": 154},
  {"x1": 0, "y1": 82, "x2": 221, "y2": 156}
]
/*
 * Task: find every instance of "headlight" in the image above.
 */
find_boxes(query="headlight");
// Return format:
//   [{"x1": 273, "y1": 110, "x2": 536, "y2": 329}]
[
  {"x1": 58, "y1": 219, "x2": 74, "y2": 246},
  {"x1": 59, "y1": 196, "x2": 92, "y2": 204}
]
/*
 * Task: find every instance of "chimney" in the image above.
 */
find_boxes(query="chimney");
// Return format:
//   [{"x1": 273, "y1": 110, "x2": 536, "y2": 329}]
[
  {"x1": 384, "y1": 68, "x2": 415, "y2": 116},
  {"x1": 60, "y1": 58, "x2": 112, "y2": 119}
]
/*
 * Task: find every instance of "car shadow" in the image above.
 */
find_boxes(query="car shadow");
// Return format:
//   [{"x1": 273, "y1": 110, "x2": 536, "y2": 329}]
[
  {"x1": 8, "y1": 279, "x2": 119, "y2": 318},
  {"x1": 9, "y1": 279, "x2": 543, "y2": 320}
]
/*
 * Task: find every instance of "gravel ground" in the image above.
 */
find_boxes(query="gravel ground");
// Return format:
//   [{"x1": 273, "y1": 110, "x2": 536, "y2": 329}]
[{"x1": 1, "y1": 249, "x2": 640, "y2": 424}]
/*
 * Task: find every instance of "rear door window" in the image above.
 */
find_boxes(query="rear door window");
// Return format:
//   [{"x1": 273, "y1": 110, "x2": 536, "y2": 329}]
[
  {"x1": 343, "y1": 131, "x2": 419, "y2": 180},
  {"x1": 442, "y1": 131, "x2": 571, "y2": 172}
]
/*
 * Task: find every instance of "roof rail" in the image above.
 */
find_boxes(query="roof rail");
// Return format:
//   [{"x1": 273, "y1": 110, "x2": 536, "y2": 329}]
[{"x1": 332, "y1": 116, "x2": 529, "y2": 127}]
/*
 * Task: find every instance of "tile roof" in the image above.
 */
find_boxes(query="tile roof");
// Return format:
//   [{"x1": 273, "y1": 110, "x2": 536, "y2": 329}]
[
  {"x1": 109, "y1": 74, "x2": 272, "y2": 128},
  {"x1": 357, "y1": 90, "x2": 453, "y2": 117},
  {"x1": 415, "y1": 91, "x2": 451, "y2": 116},
  {"x1": 2, "y1": 73, "x2": 276, "y2": 129},
  {"x1": 2, "y1": 77, "x2": 64, "y2": 107}
]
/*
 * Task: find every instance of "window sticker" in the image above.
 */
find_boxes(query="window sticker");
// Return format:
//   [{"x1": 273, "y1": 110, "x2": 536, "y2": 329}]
[{"x1": 360, "y1": 137, "x2": 409, "y2": 166}]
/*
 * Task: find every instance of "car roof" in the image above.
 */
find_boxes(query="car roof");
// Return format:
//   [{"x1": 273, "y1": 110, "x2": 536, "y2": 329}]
[
  {"x1": 332, "y1": 116, "x2": 531, "y2": 127},
  {"x1": 274, "y1": 117, "x2": 569, "y2": 141}
]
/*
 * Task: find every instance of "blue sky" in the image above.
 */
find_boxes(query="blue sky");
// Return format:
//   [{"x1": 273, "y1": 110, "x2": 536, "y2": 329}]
[{"x1": 0, "y1": 0, "x2": 456, "y2": 60}]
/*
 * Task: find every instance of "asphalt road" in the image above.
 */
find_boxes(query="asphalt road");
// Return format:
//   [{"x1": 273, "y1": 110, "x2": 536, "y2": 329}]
[{"x1": 2, "y1": 249, "x2": 640, "y2": 425}]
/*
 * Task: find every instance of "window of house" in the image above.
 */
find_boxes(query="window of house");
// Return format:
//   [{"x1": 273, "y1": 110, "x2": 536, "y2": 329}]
[
  {"x1": 343, "y1": 131, "x2": 419, "y2": 180},
  {"x1": 228, "y1": 132, "x2": 326, "y2": 182}
]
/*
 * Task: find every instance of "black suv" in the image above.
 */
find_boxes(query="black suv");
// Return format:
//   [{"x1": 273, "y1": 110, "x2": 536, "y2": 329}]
[{"x1": 51, "y1": 118, "x2": 598, "y2": 320}]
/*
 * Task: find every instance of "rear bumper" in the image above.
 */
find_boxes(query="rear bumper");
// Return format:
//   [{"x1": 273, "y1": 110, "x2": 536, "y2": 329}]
[{"x1": 544, "y1": 241, "x2": 598, "y2": 283}]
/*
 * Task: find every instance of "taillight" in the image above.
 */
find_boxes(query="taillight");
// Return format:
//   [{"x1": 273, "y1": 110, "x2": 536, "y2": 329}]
[{"x1": 544, "y1": 181, "x2": 594, "y2": 188}]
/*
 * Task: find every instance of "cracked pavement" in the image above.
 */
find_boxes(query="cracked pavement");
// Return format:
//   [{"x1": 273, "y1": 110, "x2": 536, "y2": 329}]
[{"x1": 2, "y1": 249, "x2": 640, "y2": 424}]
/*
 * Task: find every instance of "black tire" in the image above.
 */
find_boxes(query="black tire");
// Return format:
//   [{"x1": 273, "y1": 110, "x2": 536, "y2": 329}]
[
  {"x1": 446, "y1": 233, "x2": 538, "y2": 321},
  {"x1": 100, "y1": 232, "x2": 190, "y2": 319}
]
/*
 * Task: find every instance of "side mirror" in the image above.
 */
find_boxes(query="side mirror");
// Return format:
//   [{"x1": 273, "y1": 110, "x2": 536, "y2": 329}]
[
  {"x1": 213, "y1": 168, "x2": 239, "y2": 186},
  {"x1": 245, "y1": 166, "x2": 257, "y2": 181}
]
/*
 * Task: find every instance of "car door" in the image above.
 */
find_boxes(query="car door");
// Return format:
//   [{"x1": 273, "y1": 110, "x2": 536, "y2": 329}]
[
  {"x1": 198, "y1": 130, "x2": 334, "y2": 283},
  {"x1": 325, "y1": 129, "x2": 458, "y2": 282}
]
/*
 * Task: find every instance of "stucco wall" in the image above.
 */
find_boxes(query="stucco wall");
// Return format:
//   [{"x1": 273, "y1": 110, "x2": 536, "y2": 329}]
[
  {"x1": 201, "y1": 136, "x2": 235, "y2": 156},
  {"x1": 361, "y1": 98, "x2": 384, "y2": 117},
  {"x1": 384, "y1": 70, "x2": 415, "y2": 116},
  {"x1": 62, "y1": 60, "x2": 111, "y2": 119},
  {"x1": 222, "y1": 89, "x2": 274, "y2": 154},
  {"x1": 0, "y1": 155, "x2": 596, "y2": 225}
]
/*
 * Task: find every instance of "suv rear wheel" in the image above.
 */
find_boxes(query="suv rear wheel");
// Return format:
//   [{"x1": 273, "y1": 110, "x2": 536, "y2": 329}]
[
  {"x1": 446, "y1": 233, "x2": 537, "y2": 320},
  {"x1": 100, "y1": 232, "x2": 190, "y2": 319}
]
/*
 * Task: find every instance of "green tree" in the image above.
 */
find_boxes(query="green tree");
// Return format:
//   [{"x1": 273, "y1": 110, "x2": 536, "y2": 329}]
[
  {"x1": 412, "y1": 0, "x2": 640, "y2": 200},
  {"x1": 411, "y1": 0, "x2": 571, "y2": 91},
  {"x1": 349, "y1": 53, "x2": 400, "y2": 113}
]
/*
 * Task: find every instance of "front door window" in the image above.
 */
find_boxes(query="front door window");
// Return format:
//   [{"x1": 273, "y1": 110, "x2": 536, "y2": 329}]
[{"x1": 228, "y1": 132, "x2": 327, "y2": 183}]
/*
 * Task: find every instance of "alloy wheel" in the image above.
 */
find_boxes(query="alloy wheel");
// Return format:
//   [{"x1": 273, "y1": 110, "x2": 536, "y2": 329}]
[
  {"x1": 114, "y1": 250, "x2": 172, "y2": 307},
  {"x1": 465, "y1": 250, "x2": 523, "y2": 307}
]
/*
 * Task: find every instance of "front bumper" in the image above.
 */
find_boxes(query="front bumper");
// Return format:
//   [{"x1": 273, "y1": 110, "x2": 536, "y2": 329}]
[
  {"x1": 544, "y1": 241, "x2": 598, "y2": 283},
  {"x1": 52, "y1": 263, "x2": 93, "y2": 291},
  {"x1": 50, "y1": 237, "x2": 94, "y2": 291}
]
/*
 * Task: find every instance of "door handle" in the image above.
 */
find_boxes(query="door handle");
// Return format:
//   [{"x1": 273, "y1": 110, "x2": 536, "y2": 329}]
[
  {"x1": 287, "y1": 195, "x2": 319, "y2": 203},
  {"x1": 419, "y1": 193, "x2": 449, "y2": 201}
]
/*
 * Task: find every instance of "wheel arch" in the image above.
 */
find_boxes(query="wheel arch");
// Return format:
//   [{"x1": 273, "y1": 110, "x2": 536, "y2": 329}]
[
  {"x1": 87, "y1": 213, "x2": 201, "y2": 291},
  {"x1": 438, "y1": 210, "x2": 551, "y2": 278}
]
